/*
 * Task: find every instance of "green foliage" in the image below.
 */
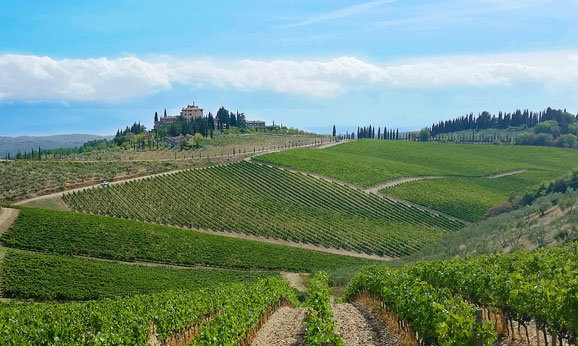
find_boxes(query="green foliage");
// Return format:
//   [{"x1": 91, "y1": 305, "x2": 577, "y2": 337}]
[
  {"x1": 392, "y1": 190, "x2": 578, "y2": 263},
  {"x1": 384, "y1": 170, "x2": 558, "y2": 222},
  {"x1": 344, "y1": 266, "x2": 497, "y2": 346},
  {"x1": 1, "y1": 207, "x2": 373, "y2": 272},
  {"x1": 193, "y1": 277, "x2": 298, "y2": 345},
  {"x1": 405, "y1": 242, "x2": 578, "y2": 336},
  {"x1": 304, "y1": 272, "x2": 343, "y2": 346},
  {"x1": 0, "y1": 278, "x2": 295, "y2": 345},
  {"x1": 1, "y1": 249, "x2": 274, "y2": 300},
  {"x1": 258, "y1": 141, "x2": 578, "y2": 221},
  {"x1": 256, "y1": 140, "x2": 578, "y2": 187},
  {"x1": 62, "y1": 161, "x2": 462, "y2": 257}
]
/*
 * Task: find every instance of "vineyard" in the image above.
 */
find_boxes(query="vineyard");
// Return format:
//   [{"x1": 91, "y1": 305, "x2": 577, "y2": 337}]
[
  {"x1": 256, "y1": 140, "x2": 578, "y2": 186},
  {"x1": 257, "y1": 140, "x2": 578, "y2": 220},
  {"x1": 345, "y1": 241, "x2": 578, "y2": 345},
  {"x1": 1, "y1": 249, "x2": 274, "y2": 300},
  {"x1": 0, "y1": 160, "x2": 188, "y2": 201},
  {"x1": 304, "y1": 271, "x2": 343, "y2": 345},
  {"x1": 62, "y1": 161, "x2": 463, "y2": 257},
  {"x1": 384, "y1": 169, "x2": 558, "y2": 222},
  {"x1": 1, "y1": 207, "x2": 373, "y2": 272},
  {"x1": 0, "y1": 277, "x2": 297, "y2": 345}
]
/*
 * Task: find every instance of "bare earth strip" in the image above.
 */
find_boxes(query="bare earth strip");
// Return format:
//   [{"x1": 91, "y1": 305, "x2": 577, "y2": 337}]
[
  {"x1": 314, "y1": 140, "x2": 351, "y2": 150},
  {"x1": 0, "y1": 208, "x2": 19, "y2": 235},
  {"x1": 365, "y1": 176, "x2": 445, "y2": 193},
  {"x1": 332, "y1": 303, "x2": 402, "y2": 346},
  {"x1": 281, "y1": 272, "x2": 310, "y2": 292},
  {"x1": 251, "y1": 307, "x2": 307, "y2": 346},
  {"x1": 0, "y1": 208, "x2": 21, "y2": 298},
  {"x1": 487, "y1": 169, "x2": 528, "y2": 179}
]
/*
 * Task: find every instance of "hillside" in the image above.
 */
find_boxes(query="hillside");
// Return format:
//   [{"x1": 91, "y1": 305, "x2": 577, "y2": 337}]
[
  {"x1": 62, "y1": 161, "x2": 463, "y2": 258},
  {"x1": 257, "y1": 140, "x2": 578, "y2": 221},
  {"x1": 0, "y1": 134, "x2": 113, "y2": 157},
  {"x1": 394, "y1": 188, "x2": 578, "y2": 265}
]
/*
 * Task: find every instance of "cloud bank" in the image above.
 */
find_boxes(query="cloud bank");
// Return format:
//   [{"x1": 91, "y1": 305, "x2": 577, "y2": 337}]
[{"x1": 1, "y1": 51, "x2": 577, "y2": 102}]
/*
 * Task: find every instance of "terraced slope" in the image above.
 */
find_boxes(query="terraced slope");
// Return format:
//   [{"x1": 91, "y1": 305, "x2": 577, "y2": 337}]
[
  {"x1": 256, "y1": 140, "x2": 578, "y2": 221},
  {"x1": 1, "y1": 207, "x2": 373, "y2": 272},
  {"x1": 62, "y1": 161, "x2": 463, "y2": 257},
  {"x1": 1, "y1": 249, "x2": 274, "y2": 301}
]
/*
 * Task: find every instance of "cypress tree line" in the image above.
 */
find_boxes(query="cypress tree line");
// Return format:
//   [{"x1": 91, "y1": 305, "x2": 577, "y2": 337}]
[{"x1": 430, "y1": 107, "x2": 577, "y2": 136}]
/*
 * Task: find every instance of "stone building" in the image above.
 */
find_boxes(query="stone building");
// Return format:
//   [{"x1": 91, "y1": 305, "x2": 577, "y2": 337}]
[{"x1": 154, "y1": 102, "x2": 204, "y2": 129}]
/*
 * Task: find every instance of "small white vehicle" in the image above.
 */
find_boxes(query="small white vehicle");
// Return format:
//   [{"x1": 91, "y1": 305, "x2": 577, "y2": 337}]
[{"x1": 99, "y1": 180, "x2": 110, "y2": 186}]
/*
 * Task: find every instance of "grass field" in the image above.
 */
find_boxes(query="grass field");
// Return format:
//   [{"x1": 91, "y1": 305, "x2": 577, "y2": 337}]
[
  {"x1": 1, "y1": 249, "x2": 274, "y2": 300},
  {"x1": 256, "y1": 140, "x2": 578, "y2": 186},
  {"x1": 1, "y1": 207, "x2": 374, "y2": 272},
  {"x1": 62, "y1": 161, "x2": 463, "y2": 257},
  {"x1": 256, "y1": 140, "x2": 578, "y2": 220}
]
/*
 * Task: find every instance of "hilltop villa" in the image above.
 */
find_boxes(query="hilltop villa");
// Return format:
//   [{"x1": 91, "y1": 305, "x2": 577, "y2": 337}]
[{"x1": 154, "y1": 102, "x2": 204, "y2": 129}]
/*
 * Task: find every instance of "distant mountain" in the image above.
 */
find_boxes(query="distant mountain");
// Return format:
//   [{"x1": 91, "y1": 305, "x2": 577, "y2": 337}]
[{"x1": 0, "y1": 134, "x2": 114, "y2": 156}]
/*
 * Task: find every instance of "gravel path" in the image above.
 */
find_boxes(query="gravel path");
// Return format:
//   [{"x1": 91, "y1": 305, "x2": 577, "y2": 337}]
[
  {"x1": 365, "y1": 176, "x2": 444, "y2": 192},
  {"x1": 332, "y1": 303, "x2": 402, "y2": 346},
  {"x1": 281, "y1": 272, "x2": 309, "y2": 292},
  {"x1": 251, "y1": 307, "x2": 307, "y2": 346},
  {"x1": 487, "y1": 169, "x2": 528, "y2": 179}
]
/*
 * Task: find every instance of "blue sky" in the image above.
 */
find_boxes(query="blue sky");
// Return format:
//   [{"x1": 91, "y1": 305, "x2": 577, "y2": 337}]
[{"x1": 1, "y1": 0, "x2": 578, "y2": 135}]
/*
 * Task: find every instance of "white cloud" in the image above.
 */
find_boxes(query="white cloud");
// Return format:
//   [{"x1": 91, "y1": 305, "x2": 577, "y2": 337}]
[{"x1": 1, "y1": 51, "x2": 578, "y2": 102}]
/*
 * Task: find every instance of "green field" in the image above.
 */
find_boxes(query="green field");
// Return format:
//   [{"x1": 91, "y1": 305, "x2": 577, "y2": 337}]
[
  {"x1": 384, "y1": 169, "x2": 559, "y2": 222},
  {"x1": 256, "y1": 140, "x2": 578, "y2": 221},
  {"x1": 62, "y1": 161, "x2": 463, "y2": 257},
  {"x1": 256, "y1": 140, "x2": 578, "y2": 186},
  {"x1": 1, "y1": 207, "x2": 373, "y2": 272},
  {"x1": 1, "y1": 249, "x2": 274, "y2": 300}
]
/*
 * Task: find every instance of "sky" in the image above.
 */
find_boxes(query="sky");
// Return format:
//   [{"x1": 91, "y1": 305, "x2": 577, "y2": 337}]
[{"x1": 1, "y1": 0, "x2": 578, "y2": 136}]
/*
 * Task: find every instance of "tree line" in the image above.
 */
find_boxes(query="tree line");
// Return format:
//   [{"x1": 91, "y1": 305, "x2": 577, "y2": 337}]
[{"x1": 430, "y1": 107, "x2": 577, "y2": 136}]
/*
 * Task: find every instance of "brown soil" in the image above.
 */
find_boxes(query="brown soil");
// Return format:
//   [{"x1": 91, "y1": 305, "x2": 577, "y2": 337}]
[
  {"x1": 0, "y1": 208, "x2": 19, "y2": 234},
  {"x1": 365, "y1": 176, "x2": 444, "y2": 192},
  {"x1": 250, "y1": 307, "x2": 307, "y2": 346},
  {"x1": 332, "y1": 303, "x2": 403, "y2": 346},
  {"x1": 281, "y1": 272, "x2": 309, "y2": 292},
  {"x1": 0, "y1": 208, "x2": 21, "y2": 298}
]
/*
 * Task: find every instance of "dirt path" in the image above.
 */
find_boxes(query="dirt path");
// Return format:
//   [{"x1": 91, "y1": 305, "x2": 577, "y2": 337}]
[
  {"x1": 365, "y1": 176, "x2": 445, "y2": 193},
  {"x1": 0, "y1": 208, "x2": 19, "y2": 235},
  {"x1": 332, "y1": 303, "x2": 402, "y2": 346},
  {"x1": 281, "y1": 272, "x2": 309, "y2": 292},
  {"x1": 315, "y1": 140, "x2": 350, "y2": 150},
  {"x1": 487, "y1": 169, "x2": 528, "y2": 179},
  {"x1": 0, "y1": 208, "x2": 20, "y2": 298},
  {"x1": 250, "y1": 307, "x2": 307, "y2": 346}
]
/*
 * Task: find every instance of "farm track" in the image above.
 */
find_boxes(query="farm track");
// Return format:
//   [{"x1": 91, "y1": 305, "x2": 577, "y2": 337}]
[
  {"x1": 281, "y1": 272, "x2": 309, "y2": 292},
  {"x1": 332, "y1": 302, "x2": 402, "y2": 346},
  {"x1": 13, "y1": 141, "x2": 332, "y2": 207},
  {"x1": 0, "y1": 208, "x2": 20, "y2": 298},
  {"x1": 250, "y1": 306, "x2": 307, "y2": 346},
  {"x1": 365, "y1": 176, "x2": 445, "y2": 192}
]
